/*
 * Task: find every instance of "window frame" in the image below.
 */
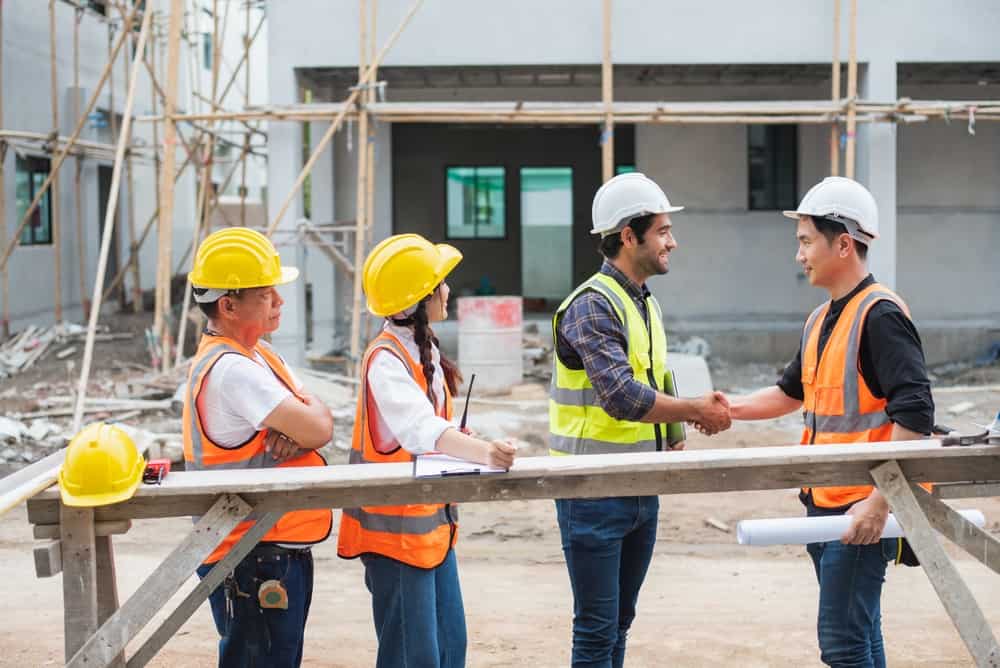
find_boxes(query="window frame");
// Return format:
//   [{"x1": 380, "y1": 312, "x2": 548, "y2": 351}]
[
  {"x1": 444, "y1": 165, "x2": 508, "y2": 241},
  {"x1": 747, "y1": 125, "x2": 798, "y2": 211},
  {"x1": 15, "y1": 155, "x2": 54, "y2": 247}
]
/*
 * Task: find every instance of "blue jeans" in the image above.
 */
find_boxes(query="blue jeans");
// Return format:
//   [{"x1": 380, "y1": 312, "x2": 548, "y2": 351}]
[
  {"x1": 197, "y1": 545, "x2": 314, "y2": 668},
  {"x1": 361, "y1": 549, "x2": 467, "y2": 668},
  {"x1": 806, "y1": 506, "x2": 895, "y2": 668},
  {"x1": 556, "y1": 495, "x2": 659, "y2": 668}
]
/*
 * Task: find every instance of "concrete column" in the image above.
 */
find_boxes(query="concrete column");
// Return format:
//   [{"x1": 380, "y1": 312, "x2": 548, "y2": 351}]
[
  {"x1": 856, "y1": 58, "x2": 897, "y2": 289},
  {"x1": 305, "y1": 120, "x2": 337, "y2": 355}
]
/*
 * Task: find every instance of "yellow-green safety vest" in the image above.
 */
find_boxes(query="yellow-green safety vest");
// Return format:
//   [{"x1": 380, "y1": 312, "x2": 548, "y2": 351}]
[{"x1": 549, "y1": 272, "x2": 669, "y2": 456}]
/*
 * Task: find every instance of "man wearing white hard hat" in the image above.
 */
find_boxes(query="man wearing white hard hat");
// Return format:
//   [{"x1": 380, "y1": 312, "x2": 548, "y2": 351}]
[
  {"x1": 549, "y1": 172, "x2": 731, "y2": 667},
  {"x1": 728, "y1": 177, "x2": 934, "y2": 667}
]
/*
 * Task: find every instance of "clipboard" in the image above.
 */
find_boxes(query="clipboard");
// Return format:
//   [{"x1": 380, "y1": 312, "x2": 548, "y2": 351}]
[
  {"x1": 662, "y1": 369, "x2": 687, "y2": 449},
  {"x1": 412, "y1": 452, "x2": 508, "y2": 478}
]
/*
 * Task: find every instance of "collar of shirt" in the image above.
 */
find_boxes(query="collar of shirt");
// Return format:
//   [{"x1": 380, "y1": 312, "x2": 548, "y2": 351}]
[
  {"x1": 827, "y1": 273, "x2": 876, "y2": 319},
  {"x1": 380, "y1": 320, "x2": 446, "y2": 399},
  {"x1": 600, "y1": 259, "x2": 651, "y2": 306}
]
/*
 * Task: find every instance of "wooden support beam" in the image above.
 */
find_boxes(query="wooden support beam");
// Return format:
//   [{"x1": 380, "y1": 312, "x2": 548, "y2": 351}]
[
  {"x1": 96, "y1": 535, "x2": 125, "y2": 668},
  {"x1": 910, "y1": 484, "x2": 1000, "y2": 576},
  {"x1": 0, "y1": 2, "x2": 139, "y2": 273},
  {"x1": 60, "y1": 505, "x2": 98, "y2": 661},
  {"x1": 844, "y1": 0, "x2": 858, "y2": 178},
  {"x1": 65, "y1": 494, "x2": 254, "y2": 668},
  {"x1": 363, "y1": 0, "x2": 378, "y2": 347},
  {"x1": 264, "y1": 0, "x2": 425, "y2": 238},
  {"x1": 934, "y1": 481, "x2": 1000, "y2": 499},
  {"x1": 50, "y1": 0, "x2": 63, "y2": 321},
  {"x1": 0, "y1": 0, "x2": 8, "y2": 337},
  {"x1": 156, "y1": 0, "x2": 184, "y2": 373},
  {"x1": 870, "y1": 461, "x2": 1000, "y2": 666},
  {"x1": 72, "y1": 6, "x2": 89, "y2": 315},
  {"x1": 122, "y1": 14, "x2": 142, "y2": 314},
  {"x1": 25, "y1": 441, "x2": 1000, "y2": 525},
  {"x1": 125, "y1": 509, "x2": 283, "y2": 667},
  {"x1": 350, "y1": 0, "x2": 371, "y2": 376},
  {"x1": 71, "y1": 6, "x2": 154, "y2": 432},
  {"x1": 34, "y1": 539, "x2": 62, "y2": 578},
  {"x1": 829, "y1": 0, "x2": 841, "y2": 176},
  {"x1": 34, "y1": 519, "x2": 132, "y2": 540},
  {"x1": 300, "y1": 225, "x2": 355, "y2": 276},
  {"x1": 601, "y1": 0, "x2": 614, "y2": 182}
]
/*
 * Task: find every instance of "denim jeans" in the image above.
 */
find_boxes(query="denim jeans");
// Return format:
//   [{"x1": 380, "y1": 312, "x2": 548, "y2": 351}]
[
  {"x1": 555, "y1": 495, "x2": 659, "y2": 668},
  {"x1": 806, "y1": 506, "x2": 895, "y2": 668},
  {"x1": 361, "y1": 549, "x2": 467, "y2": 668},
  {"x1": 197, "y1": 545, "x2": 314, "y2": 668}
]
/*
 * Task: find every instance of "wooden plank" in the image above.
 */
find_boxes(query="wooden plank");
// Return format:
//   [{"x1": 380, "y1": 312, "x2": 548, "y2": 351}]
[
  {"x1": 71, "y1": 7, "x2": 154, "y2": 432},
  {"x1": 870, "y1": 461, "x2": 1000, "y2": 666},
  {"x1": 0, "y1": 447, "x2": 65, "y2": 518},
  {"x1": 126, "y1": 510, "x2": 283, "y2": 667},
  {"x1": 65, "y1": 494, "x2": 252, "y2": 668},
  {"x1": 934, "y1": 482, "x2": 1000, "y2": 499},
  {"x1": 26, "y1": 442, "x2": 1000, "y2": 524},
  {"x1": 96, "y1": 535, "x2": 125, "y2": 668},
  {"x1": 910, "y1": 484, "x2": 1000, "y2": 576},
  {"x1": 61, "y1": 505, "x2": 98, "y2": 661},
  {"x1": 34, "y1": 519, "x2": 131, "y2": 540},
  {"x1": 34, "y1": 539, "x2": 62, "y2": 578}
]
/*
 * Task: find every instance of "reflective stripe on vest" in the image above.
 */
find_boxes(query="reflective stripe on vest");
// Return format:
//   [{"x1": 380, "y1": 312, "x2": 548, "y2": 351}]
[
  {"x1": 182, "y1": 334, "x2": 332, "y2": 563},
  {"x1": 549, "y1": 272, "x2": 668, "y2": 456},
  {"x1": 336, "y1": 330, "x2": 458, "y2": 569},
  {"x1": 799, "y1": 284, "x2": 928, "y2": 507}
]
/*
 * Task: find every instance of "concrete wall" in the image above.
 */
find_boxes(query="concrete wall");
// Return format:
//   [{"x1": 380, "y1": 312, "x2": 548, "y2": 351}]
[{"x1": 1, "y1": 1, "x2": 198, "y2": 329}]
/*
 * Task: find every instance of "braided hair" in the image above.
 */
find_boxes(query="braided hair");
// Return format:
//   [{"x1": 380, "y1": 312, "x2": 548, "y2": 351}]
[{"x1": 408, "y1": 297, "x2": 463, "y2": 409}]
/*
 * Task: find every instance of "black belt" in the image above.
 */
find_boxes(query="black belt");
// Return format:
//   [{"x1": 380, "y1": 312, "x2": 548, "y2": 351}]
[{"x1": 250, "y1": 543, "x2": 311, "y2": 559}]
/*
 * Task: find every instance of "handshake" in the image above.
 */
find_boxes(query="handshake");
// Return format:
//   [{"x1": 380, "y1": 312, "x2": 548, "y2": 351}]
[{"x1": 687, "y1": 391, "x2": 732, "y2": 436}]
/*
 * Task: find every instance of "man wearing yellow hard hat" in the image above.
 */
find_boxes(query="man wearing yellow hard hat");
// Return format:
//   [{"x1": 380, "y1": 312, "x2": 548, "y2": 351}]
[
  {"x1": 337, "y1": 233, "x2": 516, "y2": 668},
  {"x1": 183, "y1": 226, "x2": 335, "y2": 667}
]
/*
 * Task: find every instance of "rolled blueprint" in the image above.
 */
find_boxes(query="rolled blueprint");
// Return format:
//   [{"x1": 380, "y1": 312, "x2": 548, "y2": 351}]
[{"x1": 736, "y1": 509, "x2": 985, "y2": 546}]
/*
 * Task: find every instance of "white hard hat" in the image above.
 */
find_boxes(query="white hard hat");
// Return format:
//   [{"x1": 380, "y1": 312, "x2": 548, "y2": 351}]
[
  {"x1": 783, "y1": 176, "x2": 879, "y2": 243},
  {"x1": 591, "y1": 172, "x2": 684, "y2": 237}
]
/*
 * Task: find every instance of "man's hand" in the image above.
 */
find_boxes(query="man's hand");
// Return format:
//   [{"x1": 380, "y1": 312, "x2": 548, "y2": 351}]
[
  {"x1": 842, "y1": 494, "x2": 890, "y2": 545},
  {"x1": 265, "y1": 429, "x2": 302, "y2": 462},
  {"x1": 691, "y1": 391, "x2": 731, "y2": 435}
]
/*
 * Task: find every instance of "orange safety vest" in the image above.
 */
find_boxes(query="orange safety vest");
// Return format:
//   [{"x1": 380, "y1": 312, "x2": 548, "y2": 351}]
[
  {"x1": 336, "y1": 330, "x2": 458, "y2": 569},
  {"x1": 800, "y1": 283, "x2": 930, "y2": 508},
  {"x1": 183, "y1": 333, "x2": 333, "y2": 564}
]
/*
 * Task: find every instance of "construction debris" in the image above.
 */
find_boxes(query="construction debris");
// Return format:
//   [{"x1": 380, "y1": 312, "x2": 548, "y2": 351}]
[{"x1": 0, "y1": 323, "x2": 134, "y2": 378}]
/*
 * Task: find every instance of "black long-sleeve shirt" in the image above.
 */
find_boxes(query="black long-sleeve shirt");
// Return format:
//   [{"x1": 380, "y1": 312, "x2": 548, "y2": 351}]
[{"x1": 777, "y1": 274, "x2": 934, "y2": 435}]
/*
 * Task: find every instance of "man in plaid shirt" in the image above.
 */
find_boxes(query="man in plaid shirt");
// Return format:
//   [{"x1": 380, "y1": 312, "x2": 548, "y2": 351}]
[{"x1": 550, "y1": 173, "x2": 731, "y2": 668}]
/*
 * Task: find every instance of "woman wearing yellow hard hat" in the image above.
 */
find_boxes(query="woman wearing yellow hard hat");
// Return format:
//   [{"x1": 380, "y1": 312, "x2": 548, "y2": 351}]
[{"x1": 337, "y1": 233, "x2": 517, "y2": 668}]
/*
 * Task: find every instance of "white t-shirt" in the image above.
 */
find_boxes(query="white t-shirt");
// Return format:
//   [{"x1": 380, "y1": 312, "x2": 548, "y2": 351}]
[{"x1": 198, "y1": 349, "x2": 300, "y2": 447}]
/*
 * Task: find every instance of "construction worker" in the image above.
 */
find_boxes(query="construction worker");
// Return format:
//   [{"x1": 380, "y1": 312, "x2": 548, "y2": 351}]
[
  {"x1": 550, "y1": 172, "x2": 731, "y2": 668},
  {"x1": 727, "y1": 177, "x2": 934, "y2": 668},
  {"x1": 337, "y1": 233, "x2": 517, "y2": 668},
  {"x1": 183, "y1": 227, "x2": 335, "y2": 668}
]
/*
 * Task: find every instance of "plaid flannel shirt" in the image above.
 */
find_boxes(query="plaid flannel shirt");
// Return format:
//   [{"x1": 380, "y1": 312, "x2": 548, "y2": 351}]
[{"x1": 555, "y1": 260, "x2": 657, "y2": 421}]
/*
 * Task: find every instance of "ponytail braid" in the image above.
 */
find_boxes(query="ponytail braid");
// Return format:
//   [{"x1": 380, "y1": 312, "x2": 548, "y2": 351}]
[{"x1": 411, "y1": 301, "x2": 438, "y2": 408}]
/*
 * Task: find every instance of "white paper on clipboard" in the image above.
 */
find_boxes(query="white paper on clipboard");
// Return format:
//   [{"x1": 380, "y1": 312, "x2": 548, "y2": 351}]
[{"x1": 413, "y1": 453, "x2": 508, "y2": 478}]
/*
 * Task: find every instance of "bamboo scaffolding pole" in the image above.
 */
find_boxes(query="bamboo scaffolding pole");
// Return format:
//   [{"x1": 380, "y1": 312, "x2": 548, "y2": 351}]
[
  {"x1": 155, "y1": 0, "x2": 183, "y2": 373},
  {"x1": 49, "y1": 1, "x2": 64, "y2": 322},
  {"x1": 362, "y1": 0, "x2": 378, "y2": 346},
  {"x1": 349, "y1": 0, "x2": 371, "y2": 375},
  {"x1": 0, "y1": 2, "x2": 139, "y2": 274},
  {"x1": 174, "y1": 0, "x2": 224, "y2": 368},
  {"x1": 72, "y1": 7, "x2": 153, "y2": 432},
  {"x1": 829, "y1": 0, "x2": 841, "y2": 176},
  {"x1": 108, "y1": 19, "x2": 125, "y2": 308},
  {"x1": 122, "y1": 9, "x2": 142, "y2": 313},
  {"x1": 264, "y1": 0, "x2": 425, "y2": 239},
  {"x1": 0, "y1": 130, "x2": 151, "y2": 160},
  {"x1": 844, "y1": 0, "x2": 858, "y2": 178},
  {"x1": 601, "y1": 0, "x2": 613, "y2": 182},
  {"x1": 72, "y1": 6, "x2": 89, "y2": 316},
  {"x1": 239, "y1": 0, "x2": 252, "y2": 226},
  {"x1": 215, "y1": 13, "x2": 265, "y2": 114},
  {"x1": 0, "y1": 0, "x2": 7, "y2": 338}
]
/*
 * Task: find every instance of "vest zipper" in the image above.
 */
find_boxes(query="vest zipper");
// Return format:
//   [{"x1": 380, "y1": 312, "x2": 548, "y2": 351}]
[{"x1": 644, "y1": 299, "x2": 664, "y2": 452}]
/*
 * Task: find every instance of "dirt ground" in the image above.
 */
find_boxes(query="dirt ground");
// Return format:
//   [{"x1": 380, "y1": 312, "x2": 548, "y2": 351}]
[{"x1": 1, "y1": 314, "x2": 998, "y2": 666}]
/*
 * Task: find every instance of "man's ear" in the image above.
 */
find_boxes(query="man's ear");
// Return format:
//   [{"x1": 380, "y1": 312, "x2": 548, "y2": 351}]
[
  {"x1": 620, "y1": 225, "x2": 636, "y2": 248},
  {"x1": 838, "y1": 233, "x2": 853, "y2": 258}
]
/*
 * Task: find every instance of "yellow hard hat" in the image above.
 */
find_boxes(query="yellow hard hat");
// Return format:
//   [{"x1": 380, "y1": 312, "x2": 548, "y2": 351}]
[
  {"x1": 188, "y1": 227, "x2": 298, "y2": 291},
  {"x1": 58, "y1": 422, "x2": 145, "y2": 507},
  {"x1": 363, "y1": 234, "x2": 462, "y2": 317}
]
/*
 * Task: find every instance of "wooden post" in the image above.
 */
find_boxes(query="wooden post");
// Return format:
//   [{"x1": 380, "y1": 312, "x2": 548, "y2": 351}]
[
  {"x1": 122, "y1": 9, "x2": 142, "y2": 313},
  {"x1": 73, "y1": 7, "x2": 89, "y2": 316},
  {"x1": 95, "y1": 535, "x2": 125, "y2": 667},
  {"x1": 240, "y1": 0, "x2": 252, "y2": 226},
  {"x1": 870, "y1": 461, "x2": 1000, "y2": 666},
  {"x1": 0, "y1": 3, "x2": 138, "y2": 273},
  {"x1": 156, "y1": 0, "x2": 183, "y2": 373},
  {"x1": 350, "y1": 0, "x2": 370, "y2": 375},
  {"x1": 72, "y1": 7, "x2": 153, "y2": 432},
  {"x1": 844, "y1": 0, "x2": 858, "y2": 178},
  {"x1": 0, "y1": 0, "x2": 8, "y2": 337},
  {"x1": 108, "y1": 19, "x2": 126, "y2": 308},
  {"x1": 601, "y1": 0, "x2": 614, "y2": 182},
  {"x1": 50, "y1": 0, "x2": 64, "y2": 322},
  {"x1": 60, "y1": 506, "x2": 98, "y2": 662},
  {"x1": 829, "y1": 0, "x2": 841, "y2": 176},
  {"x1": 910, "y1": 483, "x2": 1000, "y2": 576}
]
